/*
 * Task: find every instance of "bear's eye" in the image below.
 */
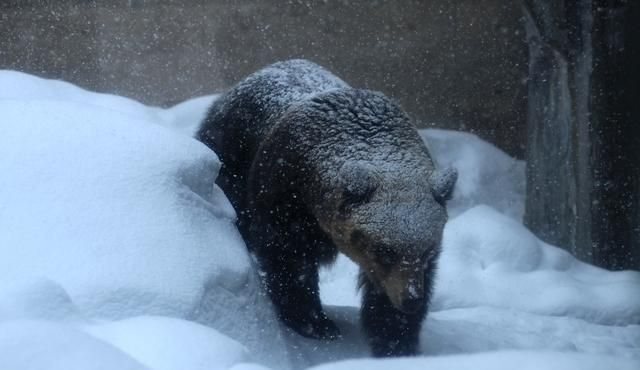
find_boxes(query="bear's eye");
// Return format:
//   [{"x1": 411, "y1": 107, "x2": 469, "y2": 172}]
[{"x1": 343, "y1": 182, "x2": 376, "y2": 205}]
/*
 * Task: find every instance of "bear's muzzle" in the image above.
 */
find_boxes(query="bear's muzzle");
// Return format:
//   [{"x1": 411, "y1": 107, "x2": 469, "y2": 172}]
[{"x1": 381, "y1": 265, "x2": 425, "y2": 314}]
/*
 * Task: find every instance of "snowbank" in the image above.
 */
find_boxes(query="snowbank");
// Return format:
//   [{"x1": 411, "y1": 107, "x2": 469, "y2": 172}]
[
  {"x1": 0, "y1": 70, "x2": 162, "y2": 124},
  {"x1": 0, "y1": 99, "x2": 241, "y2": 319},
  {"x1": 0, "y1": 71, "x2": 288, "y2": 369},
  {"x1": 85, "y1": 316, "x2": 250, "y2": 370},
  {"x1": 0, "y1": 320, "x2": 148, "y2": 370},
  {"x1": 434, "y1": 205, "x2": 640, "y2": 324},
  {"x1": 425, "y1": 306, "x2": 640, "y2": 359},
  {"x1": 156, "y1": 94, "x2": 218, "y2": 136}
]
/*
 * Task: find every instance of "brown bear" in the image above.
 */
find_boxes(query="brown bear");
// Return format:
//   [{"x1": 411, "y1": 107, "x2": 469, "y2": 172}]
[{"x1": 196, "y1": 59, "x2": 456, "y2": 357}]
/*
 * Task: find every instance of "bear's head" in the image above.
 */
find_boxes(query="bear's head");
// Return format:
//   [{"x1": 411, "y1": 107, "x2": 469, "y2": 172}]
[{"x1": 320, "y1": 161, "x2": 457, "y2": 314}]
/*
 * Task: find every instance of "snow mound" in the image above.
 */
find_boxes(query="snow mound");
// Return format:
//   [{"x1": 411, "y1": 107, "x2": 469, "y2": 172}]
[
  {"x1": 0, "y1": 70, "x2": 216, "y2": 138},
  {"x1": 0, "y1": 278, "x2": 83, "y2": 323},
  {"x1": 0, "y1": 99, "x2": 241, "y2": 319},
  {"x1": 420, "y1": 128, "x2": 525, "y2": 220},
  {"x1": 307, "y1": 351, "x2": 640, "y2": 370},
  {"x1": 0, "y1": 70, "x2": 162, "y2": 124},
  {"x1": 0, "y1": 70, "x2": 289, "y2": 369},
  {"x1": 0, "y1": 320, "x2": 148, "y2": 370},
  {"x1": 156, "y1": 95, "x2": 219, "y2": 136},
  {"x1": 86, "y1": 316, "x2": 250, "y2": 370},
  {"x1": 425, "y1": 306, "x2": 640, "y2": 359},
  {"x1": 435, "y1": 205, "x2": 640, "y2": 324}
]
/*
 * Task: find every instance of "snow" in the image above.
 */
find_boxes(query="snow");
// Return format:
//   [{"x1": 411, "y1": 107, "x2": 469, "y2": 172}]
[
  {"x1": 434, "y1": 205, "x2": 640, "y2": 324},
  {"x1": 0, "y1": 71, "x2": 289, "y2": 369},
  {"x1": 307, "y1": 351, "x2": 640, "y2": 370},
  {"x1": 85, "y1": 316, "x2": 250, "y2": 370},
  {"x1": 156, "y1": 94, "x2": 219, "y2": 136},
  {"x1": 0, "y1": 278, "x2": 83, "y2": 322},
  {"x1": 0, "y1": 100, "x2": 241, "y2": 319},
  {"x1": 233, "y1": 59, "x2": 348, "y2": 109},
  {"x1": 1, "y1": 70, "x2": 639, "y2": 370},
  {"x1": 0, "y1": 320, "x2": 148, "y2": 370},
  {"x1": 0, "y1": 70, "x2": 162, "y2": 124}
]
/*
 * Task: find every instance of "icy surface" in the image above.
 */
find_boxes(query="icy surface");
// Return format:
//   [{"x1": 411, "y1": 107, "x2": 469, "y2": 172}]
[{"x1": 0, "y1": 70, "x2": 638, "y2": 370}]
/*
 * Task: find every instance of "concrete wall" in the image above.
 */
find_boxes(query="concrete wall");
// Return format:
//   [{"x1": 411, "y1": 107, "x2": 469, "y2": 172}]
[{"x1": 0, "y1": 0, "x2": 528, "y2": 157}]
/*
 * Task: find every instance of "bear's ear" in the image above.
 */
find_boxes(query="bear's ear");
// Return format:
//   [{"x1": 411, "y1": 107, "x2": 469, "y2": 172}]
[
  {"x1": 339, "y1": 162, "x2": 379, "y2": 207},
  {"x1": 429, "y1": 167, "x2": 458, "y2": 203}
]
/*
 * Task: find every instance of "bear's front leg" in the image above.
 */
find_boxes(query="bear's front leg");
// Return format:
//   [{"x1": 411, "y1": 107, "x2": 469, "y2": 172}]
[
  {"x1": 360, "y1": 274, "x2": 428, "y2": 357},
  {"x1": 259, "y1": 248, "x2": 341, "y2": 340}
]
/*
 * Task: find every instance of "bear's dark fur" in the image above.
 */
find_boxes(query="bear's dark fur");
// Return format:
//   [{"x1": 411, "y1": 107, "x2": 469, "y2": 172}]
[{"x1": 197, "y1": 59, "x2": 456, "y2": 357}]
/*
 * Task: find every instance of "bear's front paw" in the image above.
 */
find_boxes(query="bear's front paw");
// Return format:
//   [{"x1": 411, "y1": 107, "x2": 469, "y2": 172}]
[{"x1": 283, "y1": 311, "x2": 341, "y2": 340}]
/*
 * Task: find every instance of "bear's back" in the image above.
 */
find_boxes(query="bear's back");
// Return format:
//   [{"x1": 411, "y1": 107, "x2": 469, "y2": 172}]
[
  {"x1": 197, "y1": 59, "x2": 348, "y2": 157},
  {"x1": 198, "y1": 59, "x2": 347, "y2": 167},
  {"x1": 197, "y1": 59, "x2": 348, "y2": 211}
]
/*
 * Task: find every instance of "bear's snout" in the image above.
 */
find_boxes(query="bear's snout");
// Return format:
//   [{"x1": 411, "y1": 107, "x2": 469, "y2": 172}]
[
  {"x1": 397, "y1": 277, "x2": 425, "y2": 314},
  {"x1": 380, "y1": 267, "x2": 425, "y2": 314}
]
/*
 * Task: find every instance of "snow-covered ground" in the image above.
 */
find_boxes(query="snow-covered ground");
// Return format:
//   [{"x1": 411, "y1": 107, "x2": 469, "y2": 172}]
[{"x1": 0, "y1": 70, "x2": 638, "y2": 370}]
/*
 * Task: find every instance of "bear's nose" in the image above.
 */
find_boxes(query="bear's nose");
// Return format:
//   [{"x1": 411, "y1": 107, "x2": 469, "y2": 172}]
[{"x1": 400, "y1": 297, "x2": 423, "y2": 314}]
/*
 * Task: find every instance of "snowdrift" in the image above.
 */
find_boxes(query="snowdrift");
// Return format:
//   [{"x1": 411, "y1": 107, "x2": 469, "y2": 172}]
[
  {"x1": 0, "y1": 70, "x2": 638, "y2": 370},
  {"x1": 0, "y1": 71, "x2": 289, "y2": 369}
]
